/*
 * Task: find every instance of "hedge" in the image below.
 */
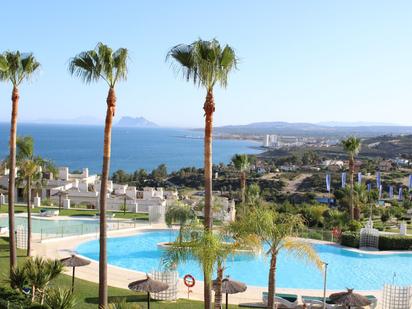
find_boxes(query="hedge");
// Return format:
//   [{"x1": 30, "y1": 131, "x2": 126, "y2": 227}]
[
  {"x1": 340, "y1": 232, "x2": 359, "y2": 248},
  {"x1": 379, "y1": 234, "x2": 412, "y2": 250}
]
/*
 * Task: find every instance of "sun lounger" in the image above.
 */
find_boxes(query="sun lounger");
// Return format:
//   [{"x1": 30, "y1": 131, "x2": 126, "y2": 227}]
[
  {"x1": 262, "y1": 292, "x2": 298, "y2": 308},
  {"x1": 40, "y1": 209, "x2": 59, "y2": 217},
  {"x1": 365, "y1": 295, "x2": 378, "y2": 309},
  {"x1": 302, "y1": 296, "x2": 343, "y2": 308},
  {"x1": 0, "y1": 226, "x2": 9, "y2": 234}
]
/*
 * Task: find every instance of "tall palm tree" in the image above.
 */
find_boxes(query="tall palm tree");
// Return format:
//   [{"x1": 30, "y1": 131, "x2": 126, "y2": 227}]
[
  {"x1": 69, "y1": 43, "x2": 128, "y2": 308},
  {"x1": 231, "y1": 154, "x2": 250, "y2": 203},
  {"x1": 167, "y1": 40, "x2": 237, "y2": 309},
  {"x1": 341, "y1": 137, "x2": 362, "y2": 220},
  {"x1": 15, "y1": 136, "x2": 55, "y2": 256},
  {"x1": 167, "y1": 39, "x2": 238, "y2": 232},
  {"x1": 0, "y1": 51, "x2": 40, "y2": 276},
  {"x1": 230, "y1": 207, "x2": 322, "y2": 309}
]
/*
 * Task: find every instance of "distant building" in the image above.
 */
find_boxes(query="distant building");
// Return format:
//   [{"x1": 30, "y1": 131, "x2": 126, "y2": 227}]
[{"x1": 0, "y1": 166, "x2": 178, "y2": 213}]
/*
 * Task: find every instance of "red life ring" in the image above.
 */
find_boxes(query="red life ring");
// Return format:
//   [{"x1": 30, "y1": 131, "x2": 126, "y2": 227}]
[{"x1": 184, "y1": 274, "x2": 195, "y2": 288}]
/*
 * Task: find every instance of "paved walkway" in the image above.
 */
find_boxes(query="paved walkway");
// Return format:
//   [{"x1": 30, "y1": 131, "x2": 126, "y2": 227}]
[{"x1": 32, "y1": 224, "x2": 383, "y2": 308}]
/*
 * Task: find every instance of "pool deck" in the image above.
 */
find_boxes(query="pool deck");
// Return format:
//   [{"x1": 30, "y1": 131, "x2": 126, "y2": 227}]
[{"x1": 31, "y1": 223, "x2": 387, "y2": 308}]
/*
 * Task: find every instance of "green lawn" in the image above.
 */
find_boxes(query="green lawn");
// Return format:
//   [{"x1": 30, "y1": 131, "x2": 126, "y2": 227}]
[
  {"x1": 0, "y1": 237, "x2": 245, "y2": 308},
  {"x1": 0, "y1": 204, "x2": 148, "y2": 220}
]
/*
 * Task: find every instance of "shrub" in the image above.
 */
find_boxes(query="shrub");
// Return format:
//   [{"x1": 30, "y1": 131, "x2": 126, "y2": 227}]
[
  {"x1": 0, "y1": 287, "x2": 30, "y2": 309},
  {"x1": 379, "y1": 235, "x2": 412, "y2": 250},
  {"x1": 341, "y1": 231, "x2": 359, "y2": 248},
  {"x1": 347, "y1": 220, "x2": 362, "y2": 232}
]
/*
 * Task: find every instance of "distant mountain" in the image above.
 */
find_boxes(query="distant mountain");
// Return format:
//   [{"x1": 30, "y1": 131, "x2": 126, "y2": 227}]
[
  {"x1": 317, "y1": 121, "x2": 400, "y2": 127},
  {"x1": 116, "y1": 116, "x2": 158, "y2": 128},
  {"x1": 211, "y1": 121, "x2": 412, "y2": 138}
]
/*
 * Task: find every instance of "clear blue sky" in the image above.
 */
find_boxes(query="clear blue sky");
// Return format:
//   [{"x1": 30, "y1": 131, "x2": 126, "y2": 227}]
[{"x1": 1, "y1": 1, "x2": 411, "y2": 127}]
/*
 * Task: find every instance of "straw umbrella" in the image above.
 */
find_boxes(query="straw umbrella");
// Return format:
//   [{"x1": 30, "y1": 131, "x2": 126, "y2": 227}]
[
  {"x1": 60, "y1": 254, "x2": 91, "y2": 292},
  {"x1": 213, "y1": 276, "x2": 247, "y2": 309},
  {"x1": 114, "y1": 192, "x2": 135, "y2": 215},
  {"x1": 128, "y1": 276, "x2": 169, "y2": 309},
  {"x1": 329, "y1": 288, "x2": 371, "y2": 308},
  {"x1": 52, "y1": 189, "x2": 68, "y2": 211}
]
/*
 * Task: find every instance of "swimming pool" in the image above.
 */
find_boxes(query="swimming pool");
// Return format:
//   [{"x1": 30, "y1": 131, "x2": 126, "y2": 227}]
[
  {"x1": 0, "y1": 216, "x2": 99, "y2": 235},
  {"x1": 77, "y1": 230, "x2": 412, "y2": 290}
]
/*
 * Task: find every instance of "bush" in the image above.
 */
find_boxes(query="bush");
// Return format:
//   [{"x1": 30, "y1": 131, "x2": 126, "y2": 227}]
[
  {"x1": 347, "y1": 220, "x2": 362, "y2": 232},
  {"x1": 0, "y1": 287, "x2": 29, "y2": 309},
  {"x1": 341, "y1": 231, "x2": 359, "y2": 248},
  {"x1": 379, "y1": 235, "x2": 412, "y2": 250}
]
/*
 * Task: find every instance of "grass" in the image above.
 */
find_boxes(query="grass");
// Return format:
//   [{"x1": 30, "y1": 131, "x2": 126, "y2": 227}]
[
  {"x1": 0, "y1": 204, "x2": 148, "y2": 220},
  {"x1": 0, "y1": 237, "x2": 247, "y2": 308}
]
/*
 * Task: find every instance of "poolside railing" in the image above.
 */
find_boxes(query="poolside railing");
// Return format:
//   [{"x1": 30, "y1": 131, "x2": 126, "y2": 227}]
[
  {"x1": 299, "y1": 228, "x2": 335, "y2": 242},
  {"x1": 40, "y1": 220, "x2": 141, "y2": 241}
]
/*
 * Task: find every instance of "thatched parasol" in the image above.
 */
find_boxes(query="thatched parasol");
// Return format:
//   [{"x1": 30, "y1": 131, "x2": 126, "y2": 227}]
[
  {"x1": 329, "y1": 288, "x2": 371, "y2": 308},
  {"x1": 213, "y1": 276, "x2": 247, "y2": 309},
  {"x1": 128, "y1": 276, "x2": 169, "y2": 309},
  {"x1": 52, "y1": 189, "x2": 68, "y2": 210},
  {"x1": 60, "y1": 254, "x2": 91, "y2": 292}
]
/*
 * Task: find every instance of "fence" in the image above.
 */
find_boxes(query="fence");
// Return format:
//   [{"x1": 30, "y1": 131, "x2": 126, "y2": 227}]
[
  {"x1": 299, "y1": 228, "x2": 335, "y2": 242},
  {"x1": 40, "y1": 220, "x2": 141, "y2": 241},
  {"x1": 151, "y1": 270, "x2": 178, "y2": 301},
  {"x1": 382, "y1": 284, "x2": 412, "y2": 309}
]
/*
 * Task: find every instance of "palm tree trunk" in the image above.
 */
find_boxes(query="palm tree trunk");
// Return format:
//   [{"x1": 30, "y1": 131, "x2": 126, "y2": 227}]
[
  {"x1": 203, "y1": 89, "x2": 215, "y2": 309},
  {"x1": 203, "y1": 89, "x2": 215, "y2": 231},
  {"x1": 8, "y1": 86, "x2": 19, "y2": 277},
  {"x1": 214, "y1": 263, "x2": 224, "y2": 309},
  {"x1": 241, "y1": 171, "x2": 246, "y2": 203},
  {"x1": 267, "y1": 253, "x2": 277, "y2": 309},
  {"x1": 349, "y1": 156, "x2": 354, "y2": 220},
  {"x1": 99, "y1": 87, "x2": 116, "y2": 309},
  {"x1": 27, "y1": 176, "x2": 32, "y2": 256},
  {"x1": 204, "y1": 269, "x2": 212, "y2": 309}
]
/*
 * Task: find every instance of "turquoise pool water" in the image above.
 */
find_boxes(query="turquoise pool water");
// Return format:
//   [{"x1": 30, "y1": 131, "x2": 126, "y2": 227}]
[
  {"x1": 77, "y1": 230, "x2": 412, "y2": 290},
  {"x1": 0, "y1": 216, "x2": 99, "y2": 235}
]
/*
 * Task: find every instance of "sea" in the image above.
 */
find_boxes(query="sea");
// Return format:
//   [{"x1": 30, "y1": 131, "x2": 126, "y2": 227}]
[{"x1": 0, "y1": 123, "x2": 261, "y2": 173}]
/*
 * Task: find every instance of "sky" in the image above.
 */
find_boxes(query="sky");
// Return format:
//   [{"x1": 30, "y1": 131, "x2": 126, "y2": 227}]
[{"x1": 1, "y1": 1, "x2": 412, "y2": 127}]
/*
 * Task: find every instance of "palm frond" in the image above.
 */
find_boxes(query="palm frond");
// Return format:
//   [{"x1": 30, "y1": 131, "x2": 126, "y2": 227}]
[
  {"x1": 283, "y1": 238, "x2": 323, "y2": 269},
  {"x1": 69, "y1": 43, "x2": 129, "y2": 87},
  {"x1": 167, "y1": 38, "x2": 238, "y2": 90}
]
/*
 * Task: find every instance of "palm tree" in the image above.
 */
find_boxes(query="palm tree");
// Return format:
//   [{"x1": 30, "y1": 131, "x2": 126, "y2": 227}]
[
  {"x1": 69, "y1": 43, "x2": 128, "y2": 308},
  {"x1": 15, "y1": 136, "x2": 55, "y2": 256},
  {"x1": 341, "y1": 136, "x2": 361, "y2": 220},
  {"x1": 167, "y1": 39, "x2": 238, "y2": 233},
  {"x1": 341, "y1": 183, "x2": 367, "y2": 221},
  {"x1": 230, "y1": 207, "x2": 322, "y2": 309},
  {"x1": 162, "y1": 228, "x2": 239, "y2": 309},
  {"x1": 10, "y1": 256, "x2": 63, "y2": 304},
  {"x1": 0, "y1": 51, "x2": 40, "y2": 275},
  {"x1": 231, "y1": 154, "x2": 250, "y2": 203},
  {"x1": 165, "y1": 201, "x2": 195, "y2": 243}
]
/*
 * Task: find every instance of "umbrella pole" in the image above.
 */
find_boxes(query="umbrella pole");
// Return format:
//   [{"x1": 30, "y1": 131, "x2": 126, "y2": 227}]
[
  {"x1": 226, "y1": 293, "x2": 228, "y2": 309},
  {"x1": 71, "y1": 267, "x2": 75, "y2": 293},
  {"x1": 147, "y1": 292, "x2": 150, "y2": 309}
]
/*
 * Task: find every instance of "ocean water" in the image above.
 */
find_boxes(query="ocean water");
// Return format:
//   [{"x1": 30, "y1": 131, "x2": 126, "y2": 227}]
[{"x1": 0, "y1": 123, "x2": 260, "y2": 173}]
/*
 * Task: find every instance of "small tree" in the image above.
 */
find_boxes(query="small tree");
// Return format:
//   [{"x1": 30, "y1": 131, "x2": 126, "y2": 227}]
[
  {"x1": 231, "y1": 154, "x2": 250, "y2": 203},
  {"x1": 165, "y1": 202, "x2": 195, "y2": 243},
  {"x1": 230, "y1": 207, "x2": 322, "y2": 309}
]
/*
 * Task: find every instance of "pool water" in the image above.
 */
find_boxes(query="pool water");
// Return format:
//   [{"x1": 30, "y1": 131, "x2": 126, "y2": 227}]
[
  {"x1": 0, "y1": 216, "x2": 99, "y2": 235},
  {"x1": 77, "y1": 230, "x2": 412, "y2": 290}
]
